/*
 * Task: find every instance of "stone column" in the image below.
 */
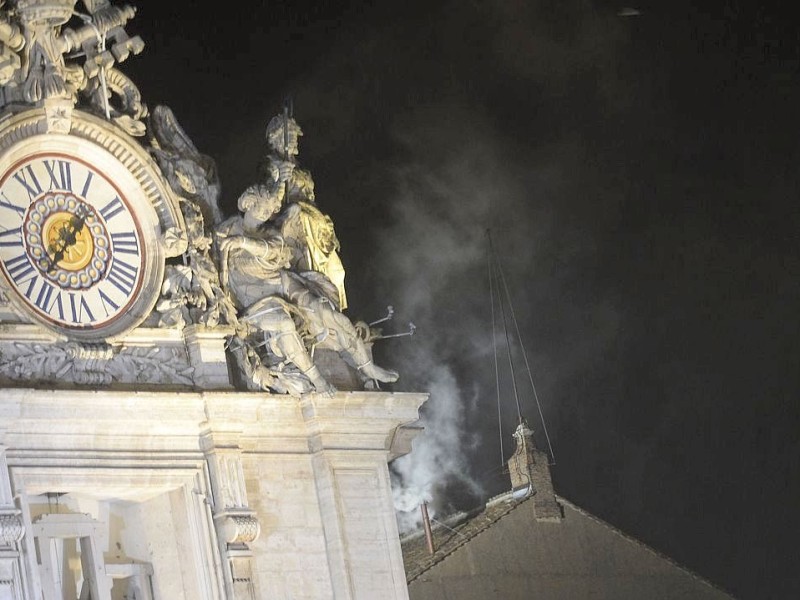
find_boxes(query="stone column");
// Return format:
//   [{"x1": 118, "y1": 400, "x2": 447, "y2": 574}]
[
  {"x1": 0, "y1": 445, "x2": 26, "y2": 599},
  {"x1": 300, "y1": 392, "x2": 425, "y2": 600},
  {"x1": 202, "y1": 430, "x2": 261, "y2": 600}
]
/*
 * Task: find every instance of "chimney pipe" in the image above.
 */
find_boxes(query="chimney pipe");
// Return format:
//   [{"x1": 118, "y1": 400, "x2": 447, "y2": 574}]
[{"x1": 420, "y1": 502, "x2": 435, "y2": 555}]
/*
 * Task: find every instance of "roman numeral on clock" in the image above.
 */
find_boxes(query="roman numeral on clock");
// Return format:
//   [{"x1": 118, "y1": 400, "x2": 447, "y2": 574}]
[
  {"x1": 4, "y1": 254, "x2": 35, "y2": 283},
  {"x1": 21, "y1": 277, "x2": 65, "y2": 319},
  {"x1": 106, "y1": 257, "x2": 139, "y2": 296},
  {"x1": 13, "y1": 165, "x2": 43, "y2": 201},
  {"x1": 80, "y1": 171, "x2": 94, "y2": 198},
  {"x1": 98, "y1": 289, "x2": 120, "y2": 317},
  {"x1": 111, "y1": 231, "x2": 140, "y2": 255},
  {"x1": 99, "y1": 196, "x2": 125, "y2": 221},
  {"x1": 43, "y1": 159, "x2": 73, "y2": 192},
  {"x1": 0, "y1": 191, "x2": 26, "y2": 216},
  {"x1": 0, "y1": 227, "x2": 22, "y2": 247},
  {"x1": 69, "y1": 293, "x2": 95, "y2": 324}
]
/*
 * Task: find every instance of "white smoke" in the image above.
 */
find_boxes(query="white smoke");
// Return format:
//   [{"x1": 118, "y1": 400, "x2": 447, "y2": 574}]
[
  {"x1": 391, "y1": 364, "x2": 481, "y2": 532},
  {"x1": 368, "y1": 106, "x2": 562, "y2": 532}
]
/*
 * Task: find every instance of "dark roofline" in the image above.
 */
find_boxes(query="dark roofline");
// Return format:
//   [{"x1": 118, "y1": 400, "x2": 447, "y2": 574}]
[
  {"x1": 401, "y1": 491, "x2": 737, "y2": 598},
  {"x1": 556, "y1": 496, "x2": 737, "y2": 599}
]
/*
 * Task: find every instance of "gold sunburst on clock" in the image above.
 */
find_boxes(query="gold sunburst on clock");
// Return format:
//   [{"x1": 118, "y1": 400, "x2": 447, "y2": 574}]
[{"x1": 24, "y1": 192, "x2": 111, "y2": 290}]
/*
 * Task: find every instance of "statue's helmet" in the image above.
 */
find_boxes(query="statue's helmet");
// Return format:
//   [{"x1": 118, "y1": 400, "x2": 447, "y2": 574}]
[{"x1": 266, "y1": 114, "x2": 303, "y2": 154}]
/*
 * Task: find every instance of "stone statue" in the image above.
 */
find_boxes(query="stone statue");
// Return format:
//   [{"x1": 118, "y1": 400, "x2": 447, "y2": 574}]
[
  {"x1": 216, "y1": 180, "x2": 398, "y2": 395},
  {"x1": 149, "y1": 105, "x2": 236, "y2": 330},
  {"x1": 149, "y1": 104, "x2": 223, "y2": 225},
  {"x1": 262, "y1": 113, "x2": 348, "y2": 310}
]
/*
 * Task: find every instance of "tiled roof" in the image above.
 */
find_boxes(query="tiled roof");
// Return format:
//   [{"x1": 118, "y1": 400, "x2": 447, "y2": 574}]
[
  {"x1": 400, "y1": 492, "x2": 736, "y2": 598},
  {"x1": 400, "y1": 492, "x2": 527, "y2": 583}
]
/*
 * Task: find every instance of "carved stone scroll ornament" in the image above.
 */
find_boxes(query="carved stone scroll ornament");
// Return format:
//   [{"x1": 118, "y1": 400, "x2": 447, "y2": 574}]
[
  {"x1": 218, "y1": 515, "x2": 260, "y2": 546},
  {"x1": 0, "y1": 513, "x2": 24, "y2": 546},
  {"x1": 202, "y1": 439, "x2": 262, "y2": 549},
  {"x1": 65, "y1": 341, "x2": 114, "y2": 385}
]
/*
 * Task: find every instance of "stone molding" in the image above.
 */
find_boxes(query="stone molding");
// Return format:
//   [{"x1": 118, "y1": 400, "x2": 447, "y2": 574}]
[
  {"x1": 0, "y1": 389, "x2": 426, "y2": 453},
  {"x1": 0, "y1": 326, "x2": 238, "y2": 389}
]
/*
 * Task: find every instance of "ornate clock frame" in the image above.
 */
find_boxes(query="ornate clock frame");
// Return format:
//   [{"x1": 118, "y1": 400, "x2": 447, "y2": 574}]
[{"x1": 0, "y1": 105, "x2": 185, "y2": 340}]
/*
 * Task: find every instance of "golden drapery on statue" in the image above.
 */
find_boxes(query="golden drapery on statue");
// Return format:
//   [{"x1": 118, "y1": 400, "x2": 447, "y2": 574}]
[{"x1": 293, "y1": 200, "x2": 347, "y2": 311}]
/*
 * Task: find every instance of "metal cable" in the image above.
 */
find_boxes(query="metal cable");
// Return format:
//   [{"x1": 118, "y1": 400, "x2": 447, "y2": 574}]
[
  {"x1": 488, "y1": 235, "x2": 523, "y2": 424},
  {"x1": 496, "y1": 257, "x2": 556, "y2": 464},
  {"x1": 487, "y1": 230, "x2": 504, "y2": 465}
]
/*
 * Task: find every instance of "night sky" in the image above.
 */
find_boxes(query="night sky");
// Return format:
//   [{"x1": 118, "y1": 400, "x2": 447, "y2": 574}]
[{"x1": 121, "y1": 1, "x2": 798, "y2": 598}]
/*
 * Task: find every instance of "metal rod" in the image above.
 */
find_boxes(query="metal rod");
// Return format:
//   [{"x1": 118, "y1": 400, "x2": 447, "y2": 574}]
[
  {"x1": 74, "y1": 12, "x2": 111, "y2": 120},
  {"x1": 421, "y1": 502, "x2": 435, "y2": 555},
  {"x1": 497, "y1": 257, "x2": 557, "y2": 464},
  {"x1": 282, "y1": 96, "x2": 293, "y2": 202},
  {"x1": 369, "y1": 305, "x2": 394, "y2": 326},
  {"x1": 370, "y1": 322, "x2": 415, "y2": 340}
]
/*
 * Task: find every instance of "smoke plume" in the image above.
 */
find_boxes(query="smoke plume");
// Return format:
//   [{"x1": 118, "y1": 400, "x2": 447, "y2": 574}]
[{"x1": 368, "y1": 106, "x2": 568, "y2": 531}]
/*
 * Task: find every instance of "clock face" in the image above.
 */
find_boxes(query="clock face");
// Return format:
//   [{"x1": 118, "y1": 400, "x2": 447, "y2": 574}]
[{"x1": 0, "y1": 152, "x2": 147, "y2": 334}]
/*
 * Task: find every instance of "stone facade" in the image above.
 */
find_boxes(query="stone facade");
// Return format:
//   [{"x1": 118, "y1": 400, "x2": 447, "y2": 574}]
[
  {"x1": 0, "y1": 3, "x2": 426, "y2": 598},
  {"x1": 0, "y1": 386, "x2": 425, "y2": 599}
]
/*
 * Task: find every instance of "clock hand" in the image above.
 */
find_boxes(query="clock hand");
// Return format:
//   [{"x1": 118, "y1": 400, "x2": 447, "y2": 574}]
[{"x1": 41, "y1": 205, "x2": 92, "y2": 272}]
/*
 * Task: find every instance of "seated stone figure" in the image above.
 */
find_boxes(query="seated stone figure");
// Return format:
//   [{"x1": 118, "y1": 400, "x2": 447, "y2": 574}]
[
  {"x1": 215, "y1": 184, "x2": 398, "y2": 394},
  {"x1": 263, "y1": 113, "x2": 348, "y2": 310}
]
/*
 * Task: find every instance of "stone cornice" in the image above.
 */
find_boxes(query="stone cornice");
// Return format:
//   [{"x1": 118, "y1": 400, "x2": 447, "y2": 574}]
[{"x1": 0, "y1": 388, "x2": 428, "y2": 457}]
